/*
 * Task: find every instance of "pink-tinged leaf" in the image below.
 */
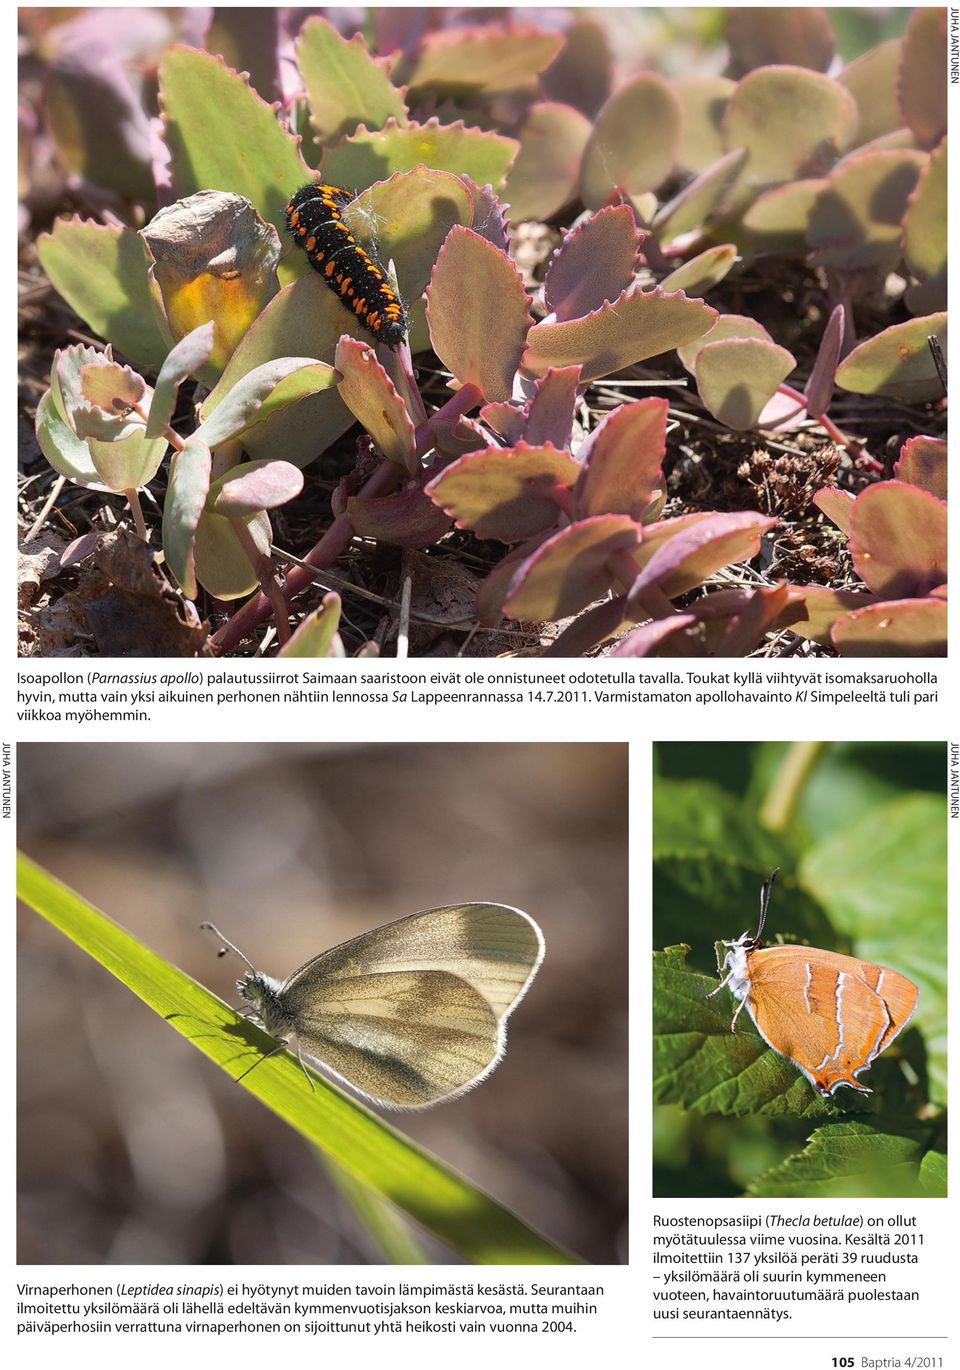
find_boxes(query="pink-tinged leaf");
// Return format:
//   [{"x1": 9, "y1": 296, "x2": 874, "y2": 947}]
[
  {"x1": 654, "y1": 146, "x2": 747, "y2": 241},
  {"x1": 721, "y1": 67, "x2": 859, "y2": 196},
  {"x1": 543, "y1": 206, "x2": 643, "y2": 323},
  {"x1": 673, "y1": 76, "x2": 737, "y2": 175},
  {"x1": 475, "y1": 534, "x2": 552, "y2": 622},
  {"x1": 787, "y1": 586, "x2": 879, "y2": 645},
  {"x1": 895, "y1": 435, "x2": 947, "y2": 501},
  {"x1": 426, "y1": 227, "x2": 533, "y2": 402},
  {"x1": 543, "y1": 594, "x2": 630, "y2": 656},
  {"x1": 629, "y1": 511, "x2": 776, "y2": 600},
  {"x1": 540, "y1": 17, "x2": 612, "y2": 118},
  {"x1": 803, "y1": 304, "x2": 845, "y2": 417},
  {"x1": 212, "y1": 459, "x2": 304, "y2": 516},
  {"x1": 335, "y1": 336, "x2": 417, "y2": 473},
  {"x1": 755, "y1": 390, "x2": 808, "y2": 430},
  {"x1": 839, "y1": 39, "x2": 903, "y2": 146},
  {"x1": 574, "y1": 397, "x2": 668, "y2": 519},
  {"x1": 46, "y1": 38, "x2": 156, "y2": 201},
  {"x1": 849, "y1": 480, "x2": 947, "y2": 598},
  {"x1": 903, "y1": 136, "x2": 947, "y2": 314},
  {"x1": 425, "y1": 443, "x2": 579, "y2": 543},
  {"x1": 522, "y1": 285, "x2": 718, "y2": 384},
  {"x1": 898, "y1": 9, "x2": 947, "y2": 148},
  {"x1": 162, "y1": 437, "x2": 212, "y2": 598},
  {"x1": 661, "y1": 244, "x2": 738, "y2": 296},
  {"x1": 348, "y1": 472, "x2": 454, "y2": 550},
  {"x1": 677, "y1": 313, "x2": 772, "y2": 373},
  {"x1": 404, "y1": 24, "x2": 563, "y2": 99},
  {"x1": 503, "y1": 515, "x2": 641, "y2": 620},
  {"x1": 458, "y1": 177, "x2": 510, "y2": 252},
  {"x1": 726, "y1": 8, "x2": 836, "y2": 77},
  {"x1": 479, "y1": 403, "x2": 526, "y2": 445},
  {"x1": 279, "y1": 592, "x2": 346, "y2": 658},
  {"x1": 695, "y1": 337, "x2": 796, "y2": 430},
  {"x1": 146, "y1": 322, "x2": 216, "y2": 439},
  {"x1": 504, "y1": 101, "x2": 593, "y2": 224},
  {"x1": 610, "y1": 614, "x2": 701, "y2": 657},
  {"x1": 832, "y1": 597, "x2": 947, "y2": 657},
  {"x1": 709, "y1": 583, "x2": 807, "y2": 655},
  {"x1": 807, "y1": 149, "x2": 927, "y2": 271},
  {"x1": 835, "y1": 311, "x2": 947, "y2": 402},
  {"x1": 740, "y1": 178, "x2": 825, "y2": 253},
  {"x1": 581, "y1": 74, "x2": 683, "y2": 206},
  {"x1": 60, "y1": 532, "x2": 99, "y2": 568},
  {"x1": 522, "y1": 366, "x2": 582, "y2": 449},
  {"x1": 814, "y1": 487, "x2": 856, "y2": 536}
]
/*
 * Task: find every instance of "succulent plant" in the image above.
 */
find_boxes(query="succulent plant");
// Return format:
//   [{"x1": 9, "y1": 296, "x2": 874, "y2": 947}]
[{"x1": 19, "y1": 8, "x2": 948, "y2": 657}]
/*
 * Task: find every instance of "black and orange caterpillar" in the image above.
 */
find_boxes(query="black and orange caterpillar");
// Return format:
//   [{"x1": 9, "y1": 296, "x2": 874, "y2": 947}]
[{"x1": 284, "y1": 182, "x2": 407, "y2": 347}]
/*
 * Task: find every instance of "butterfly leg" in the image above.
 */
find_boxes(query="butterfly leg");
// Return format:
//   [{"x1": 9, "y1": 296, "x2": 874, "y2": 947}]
[
  {"x1": 234, "y1": 1042, "x2": 287, "y2": 1082},
  {"x1": 730, "y1": 996, "x2": 748, "y2": 1032},
  {"x1": 294, "y1": 1042, "x2": 316, "y2": 1092},
  {"x1": 707, "y1": 968, "x2": 732, "y2": 999}
]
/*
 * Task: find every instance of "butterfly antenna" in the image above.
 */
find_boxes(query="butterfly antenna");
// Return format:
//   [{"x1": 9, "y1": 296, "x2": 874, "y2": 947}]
[
  {"x1": 755, "y1": 868, "x2": 780, "y2": 941},
  {"x1": 200, "y1": 921, "x2": 257, "y2": 973}
]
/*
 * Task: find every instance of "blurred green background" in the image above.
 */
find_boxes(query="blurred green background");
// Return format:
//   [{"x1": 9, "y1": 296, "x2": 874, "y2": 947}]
[{"x1": 653, "y1": 740, "x2": 946, "y2": 1199}]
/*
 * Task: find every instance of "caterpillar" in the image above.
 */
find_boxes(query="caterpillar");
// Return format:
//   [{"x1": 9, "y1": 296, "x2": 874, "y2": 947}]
[{"x1": 284, "y1": 182, "x2": 407, "y2": 347}]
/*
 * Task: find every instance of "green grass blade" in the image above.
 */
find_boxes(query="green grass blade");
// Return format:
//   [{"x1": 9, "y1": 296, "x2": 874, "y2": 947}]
[{"x1": 17, "y1": 852, "x2": 578, "y2": 1265}]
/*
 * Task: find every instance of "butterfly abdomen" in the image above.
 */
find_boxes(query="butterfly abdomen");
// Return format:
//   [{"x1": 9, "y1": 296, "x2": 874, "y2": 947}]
[{"x1": 284, "y1": 182, "x2": 407, "y2": 347}]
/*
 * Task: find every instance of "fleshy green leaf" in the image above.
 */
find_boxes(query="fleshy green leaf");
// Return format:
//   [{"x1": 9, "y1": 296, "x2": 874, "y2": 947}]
[
  {"x1": 522, "y1": 286, "x2": 718, "y2": 384},
  {"x1": 296, "y1": 16, "x2": 407, "y2": 146},
  {"x1": 831, "y1": 597, "x2": 947, "y2": 658},
  {"x1": 695, "y1": 337, "x2": 795, "y2": 429},
  {"x1": 195, "y1": 358, "x2": 339, "y2": 449},
  {"x1": 835, "y1": 311, "x2": 947, "y2": 401},
  {"x1": 159, "y1": 47, "x2": 307, "y2": 244},
  {"x1": 146, "y1": 323, "x2": 216, "y2": 438},
  {"x1": 898, "y1": 8, "x2": 947, "y2": 148},
  {"x1": 37, "y1": 219, "x2": 171, "y2": 369},
  {"x1": 404, "y1": 25, "x2": 563, "y2": 100},
  {"x1": 581, "y1": 74, "x2": 682, "y2": 207},
  {"x1": 279, "y1": 593, "x2": 346, "y2": 658},
  {"x1": 426, "y1": 443, "x2": 578, "y2": 542},
  {"x1": 503, "y1": 101, "x2": 592, "y2": 224},
  {"x1": 162, "y1": 437, "x2": 212, "y2": 598},
  {"x1": 661, "y1": 244, "x2": 738, "y2": 295},
  {"x1": 426, "y1": 227, "x2": 533, "y2": 403},
  {"x1": 503, "y1": 514, "x2": 640, "y2": 620},
  {"x1": 807, "y1": 148, "x2": 926, "y2": 270},
  {"x1": 335, "y1": 336, "x2": 417, "y2": 473},
  {"x1": 848, "y1": 480, "x2": 946, "y2": 597},
  {"x1": 320, "y1": 118, "x2": 517, "y2": 196}
]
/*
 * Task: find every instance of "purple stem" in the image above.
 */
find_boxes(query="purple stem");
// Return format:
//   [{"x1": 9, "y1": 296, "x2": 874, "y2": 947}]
[
  {"x1": 210, "y1": 458, "x2": 400, "y2": 654},
  {"x1": 778, "y1": 384, "x2": 883, "y2": 472}
]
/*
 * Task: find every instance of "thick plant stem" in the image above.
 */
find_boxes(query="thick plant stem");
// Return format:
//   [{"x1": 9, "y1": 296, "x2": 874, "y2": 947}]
[
  {"x1": 759, "y1": 740, "x2": 827, "y2": 833},
  {"x1": 125, "y1": 488, "x2": 149, "y2": 541},
  {"x1": 231, "y1": 516, "x2": 291, "y2": 646},
  {"x1": 210, "y1": 459, "x2": 399, "y2": 654},
  {"x1": 778, "y1": 384, "x2": 883, "y2": 472}
]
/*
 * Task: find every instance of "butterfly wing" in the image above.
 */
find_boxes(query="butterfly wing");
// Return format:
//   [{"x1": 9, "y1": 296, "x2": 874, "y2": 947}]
[
  {"x1": 744, "y1": 947, "x2": 918, "y2": 1096},
  {"x1": 281, "y1": 968, "x2": 503, "y2": 1107},
  {"x1": 283, "y1": 904, "x2": 544, "y2": 1020}
]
